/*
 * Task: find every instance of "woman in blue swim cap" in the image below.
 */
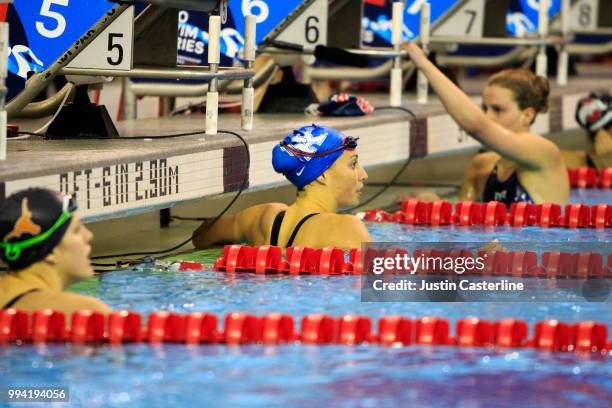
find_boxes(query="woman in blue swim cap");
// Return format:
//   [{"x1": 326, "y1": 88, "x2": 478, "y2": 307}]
[
  {"x1": 0, "y1": 188, "x2": 111, "y2": 314},
  {"x1": 192, "y1": 124, "x2": 370, "y2": 249}
]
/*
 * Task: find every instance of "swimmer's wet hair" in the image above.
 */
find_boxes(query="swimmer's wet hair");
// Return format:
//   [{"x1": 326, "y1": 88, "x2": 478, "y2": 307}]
[{"x1": 488, "y1": 68, "x2": 550, "y2": 115}]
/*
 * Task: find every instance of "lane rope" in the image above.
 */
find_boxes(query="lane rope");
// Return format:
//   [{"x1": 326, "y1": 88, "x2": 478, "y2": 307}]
[{"x1": 0, "y1": 309, "x2": 609, "y2": 353}]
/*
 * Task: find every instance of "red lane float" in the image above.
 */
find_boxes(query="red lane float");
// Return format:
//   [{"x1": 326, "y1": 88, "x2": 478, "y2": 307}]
[
  {"x1": 0, "y1": 309, "x2": 28, "y2": 343},
  {"x1": 533, "y1": 320, "x2": 573, "y2": 352},
  {"x1": 0, "y1": 309, "x2": 609, "y2": 354},
  {"x1": 224, "y1": 313, "x2": 261, "y2": 344},
  {"x1": 301, "y1": 314, "x2": 335, "y2": 344},
  {"x1": 262, "y1": 313, "x2": 296, "y2": 344},
  {"x1": 567, "y1": 167, "x2": 612, "y2": 188},
  {"x1": 600, "y1": 168, "x2": 612, "y2": 188},
  {"x1": 209, "y1": 245, "x2": 608, "y2": 278},
  {"x1": 456, "y1": 318, "x2": 493, "y2": 347},
  {"x1": 377, "y1": 316, "x2": 412, "y2": 346},
  {"x1": 416, "y1": 317, "x2": 452, "y2": 345},
  {"x1": 337, "y1": 315, "x2": 372, "y2": 345},
  {"x1": 363, "y1": 200, "x2": 611, "y2": 229},
  {"x1": 108, "y1": 311, "x2": 142, "y2": 344},
  {"x1": 32, "y1": 310, "x2": 66, "y2": 343},
  {"x1": 493, "y1": 319, "x2": 528, "y2": 348},
  {"x1": 71, "y1": 311, "x2": 105, "y2": 344}
]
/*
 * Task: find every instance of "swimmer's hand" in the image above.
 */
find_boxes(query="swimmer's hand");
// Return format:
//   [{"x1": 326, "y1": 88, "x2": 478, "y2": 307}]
[
  {"x1": 395, "y1": 191, "x2": 441, "y2": 204},
  {"x1": 478, "y1": 239, "x2": 506, "y2": 253}
]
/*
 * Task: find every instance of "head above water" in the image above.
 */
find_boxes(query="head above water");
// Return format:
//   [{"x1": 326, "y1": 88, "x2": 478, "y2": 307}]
[
  {"x1": 272, "y1": 125, "x2": 359, "y2": 189},
  {"x1": 484, "y1": 68, "x2": 550, "y2": 131},
  {"x1": 0, "y1": 189, "x2": 92, "y2": 278},
  {"x1": 272, "y1": 125, "x2": 367, "y2": 206},
  {"x1": 575, "y1": 92, "x2": 612, "y2": 135}
]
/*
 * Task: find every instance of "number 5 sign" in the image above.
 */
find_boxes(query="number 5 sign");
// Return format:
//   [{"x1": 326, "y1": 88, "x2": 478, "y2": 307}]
[{"x1": 67, "y1": 6, "x2": 134, "y2": 71}]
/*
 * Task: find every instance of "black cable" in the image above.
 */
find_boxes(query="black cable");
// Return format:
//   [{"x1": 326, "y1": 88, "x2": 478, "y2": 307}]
[
  {"x1": 340, "y1": 105, "x2": 418, "y2": 214},
  {"x1": 14, "y1": 130, "x2": 208, "y2": 140},
  {"x1": 375, "y1": 106, "x2": 417, "y2": 120},
  {"x1": 170, "y1": 215, "x2": 207, "y2": 221},
  {"x1": 90, "y1": 129, "x2": 250, "y2": 262}
]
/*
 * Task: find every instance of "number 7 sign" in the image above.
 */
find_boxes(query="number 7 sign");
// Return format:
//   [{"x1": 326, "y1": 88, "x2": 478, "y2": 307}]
[{"x1": 67, "y1": 6, "x2": 134, "y2": 71}]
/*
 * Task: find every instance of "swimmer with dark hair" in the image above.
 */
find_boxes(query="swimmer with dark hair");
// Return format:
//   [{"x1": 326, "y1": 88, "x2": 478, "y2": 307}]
[
  {"x1": 192, "y1": 125, "x2": 370, "y2": 249},
  {"x1": 0, "y1": 189, "x2": 111, "y2": 314},
  {"x1": 562, "y1": 93, "x2": 612, "y2": 169},
  {"x1": 401, "y1": 42, "x2": 569, "y2": 206}
]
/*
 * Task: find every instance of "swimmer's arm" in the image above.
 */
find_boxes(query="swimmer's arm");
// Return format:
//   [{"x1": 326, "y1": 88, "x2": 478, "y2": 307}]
[
  {"x1": 458, "y1": 153, "x2": 498, "y2": 201},
  {"x1": 192, "y1": 204, "x2": 285, "y2": 248},
  {"x1": 403, "y1": 43, "x2": 555, "y2": 170},
  {"x1": 458, "y1": 169, "x2": 479, "y2": 202},
  {"x1": 192, "y1": 214, "x2": 240, "y2": 249}
]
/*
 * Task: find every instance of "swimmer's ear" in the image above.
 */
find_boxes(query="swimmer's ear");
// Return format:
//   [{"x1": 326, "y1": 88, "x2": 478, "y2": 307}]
[
  {"x1": 522, "y1": 107, "x2": 536, "y2": 126},
  {"x1": 43, "y1": 252, "x2": 57, "y2": 266},
  {"x1": 315, "y1": 173, "x2": 328, "y2": 186}
]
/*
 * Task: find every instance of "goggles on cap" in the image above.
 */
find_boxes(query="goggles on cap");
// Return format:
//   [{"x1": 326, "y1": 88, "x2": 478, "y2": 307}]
[
  {"x1": 0, "y1": 194, "x2": 77, "y2": 262},
  {"x1": 279, "y1": 136, "x2": 359, "y2": 164}
]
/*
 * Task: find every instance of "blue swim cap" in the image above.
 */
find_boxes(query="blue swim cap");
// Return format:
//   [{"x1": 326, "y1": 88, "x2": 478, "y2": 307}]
[{"x1": 272, "y1": 125, "x2": 358, "y2": 189}]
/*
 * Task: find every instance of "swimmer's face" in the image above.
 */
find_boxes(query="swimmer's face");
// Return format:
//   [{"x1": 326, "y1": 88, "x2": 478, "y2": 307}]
[
  {"x1": 324, "y1": 149, "x2": 368, "y2": 206},
  {"x1": 482, "y1": 85, "x2": 535, "y2": 132},
  {"x1": 51, "y1": 215, "x2": 94, "y2": 285}
]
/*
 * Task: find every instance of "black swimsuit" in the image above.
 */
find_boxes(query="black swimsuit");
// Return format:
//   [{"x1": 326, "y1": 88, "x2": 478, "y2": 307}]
[
  {"x1": 1, "y1": 288, "x2": 40, "y2": 309},
  {"x1": 482, "y1": 163, "x2": 535, "y2": 207},
  {"x1": 270, "y1": 211, "x2": 319, "y2": 247}
]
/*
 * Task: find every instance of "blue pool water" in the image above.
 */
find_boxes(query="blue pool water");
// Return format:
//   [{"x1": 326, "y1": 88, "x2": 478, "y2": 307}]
[
  {"x1": 571, "y1": 189, "x2": 610, "y2": 206},
  {"x1": 1, "y1": 194, "x2": 611, "y2": 408}
]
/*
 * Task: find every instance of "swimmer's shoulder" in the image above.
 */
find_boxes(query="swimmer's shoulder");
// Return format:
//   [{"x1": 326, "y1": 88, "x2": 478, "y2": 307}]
[
  {"x1": 11, "y1": 290, "x2": 112, "y2": 315},
  {"x1": 307, "y1": 213, "x2": 370, "y2": 248},
  {"x1": 518, "y1": 131, "x2": 564, "y2": 169},
  {"x1": 236, "y1": 202, "x2": 288, "y2": 244}
]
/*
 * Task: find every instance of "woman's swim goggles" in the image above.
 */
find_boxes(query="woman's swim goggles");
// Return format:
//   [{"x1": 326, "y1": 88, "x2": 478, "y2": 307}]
[
  {"x1": 0, "y1": 194, "x2": 77, "y2": 262},
  {"x1": 279, "y1": 136, "x2": 359, "y2": 163}
]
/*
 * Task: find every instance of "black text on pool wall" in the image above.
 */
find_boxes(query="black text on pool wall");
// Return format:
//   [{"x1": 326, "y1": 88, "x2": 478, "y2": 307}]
[{"x1": 59, "y1": 159, "x2": 180, "y2": 209}]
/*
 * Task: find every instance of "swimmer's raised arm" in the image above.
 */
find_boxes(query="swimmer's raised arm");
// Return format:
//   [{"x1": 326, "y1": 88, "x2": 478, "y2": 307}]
[{"x1": 402, "y1": 42, "x2": 558, "y2": 170}]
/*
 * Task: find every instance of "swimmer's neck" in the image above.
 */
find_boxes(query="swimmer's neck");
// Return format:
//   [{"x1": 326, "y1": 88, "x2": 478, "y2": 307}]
[
  {"x1": 10, "y1": 262, "x2": 66, "y2": 291},
  {"x1": 293, "y1": 185, "x2": 338, "y2": 214}
]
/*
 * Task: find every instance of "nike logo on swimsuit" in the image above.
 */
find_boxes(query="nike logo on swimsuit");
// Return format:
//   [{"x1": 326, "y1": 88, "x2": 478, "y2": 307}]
[{"x1": 296, "y1": 167, "x2": 305, "y2": 176}]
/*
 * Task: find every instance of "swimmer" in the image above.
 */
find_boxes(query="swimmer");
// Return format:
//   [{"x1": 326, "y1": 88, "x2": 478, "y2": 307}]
[
  {"x1": 0, "y1": 188, "x2": 111, "y2": 314},
  {"x1": 562, "y1": 93, "x2": 611, "y2": 169},
  {"x1": 192, "y1": 124, "x2": 370, "y2": 249},
  {"x1": 401, "y1": 42, "x2": 569, "y2": 206}
]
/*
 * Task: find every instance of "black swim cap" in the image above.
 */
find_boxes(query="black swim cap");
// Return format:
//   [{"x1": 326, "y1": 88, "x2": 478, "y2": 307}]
[{"x1": 0, "y1": 188, "x2": 77, "y2": 271}]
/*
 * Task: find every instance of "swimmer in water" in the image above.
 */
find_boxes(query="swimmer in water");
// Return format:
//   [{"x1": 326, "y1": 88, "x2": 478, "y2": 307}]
[
  {"x1": 0, "y1": 188, "x2": 111, "y2": 314},
  {"x1": 192, "y1": 124, "x2": 370, "y2": 249},
  {"x1": 562, "y1": 92, "x2": 612, "y2": 169},
  {"x1": 401, "y1": 42, "x2": 569, "y2": 207}
]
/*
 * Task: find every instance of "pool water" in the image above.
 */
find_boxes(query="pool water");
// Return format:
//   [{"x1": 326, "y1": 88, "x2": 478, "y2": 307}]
[
  {"x1": 1, "y1": 195, "x2": 611, "y2": 407},
  {"x1": 571, "y1": 189, "x2": 610, "y2": 206}
]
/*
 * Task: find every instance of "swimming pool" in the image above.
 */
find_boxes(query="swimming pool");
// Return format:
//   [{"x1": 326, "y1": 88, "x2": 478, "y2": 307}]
[{"x1": 1, "y1": 193, "x2": 610, "y2": 408}]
